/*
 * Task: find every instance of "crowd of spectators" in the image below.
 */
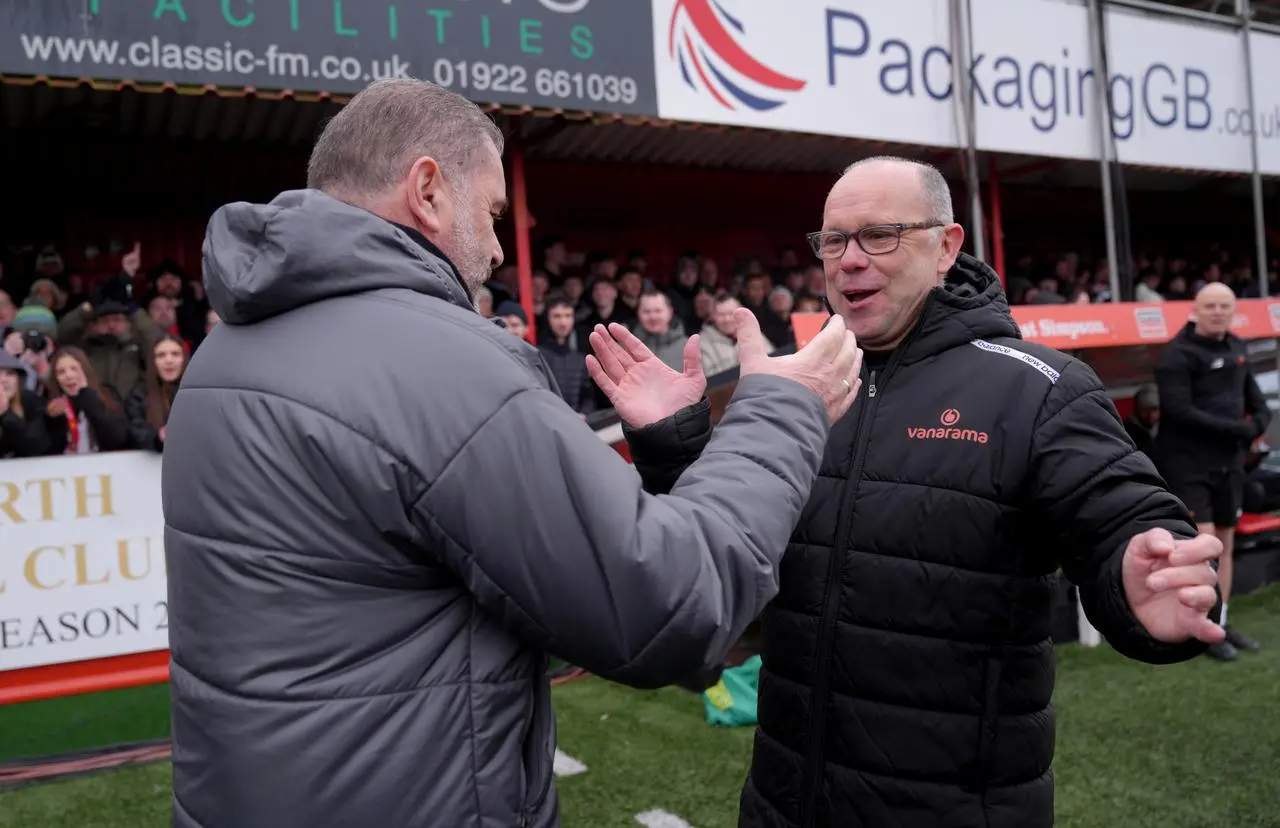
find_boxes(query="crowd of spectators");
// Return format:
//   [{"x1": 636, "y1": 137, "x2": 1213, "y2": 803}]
[
  {"x1": 1005, "y1": 248, "x2": 1280, "y2": 305},
  {"x1": 478, "y1": 238, "x2": 1280, "y2": 414},
  {"x1": 0, "y1": 241, "x2": 216, "y2": 459},
  {"x1": 3, "y1": 234, "x2": 1273, "y2": 443}
]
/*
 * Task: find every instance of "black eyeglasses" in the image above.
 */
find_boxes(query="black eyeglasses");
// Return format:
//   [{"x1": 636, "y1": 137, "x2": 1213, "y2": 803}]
[{"x1": 806, "y1": 222, "x2": 944, "y2": 260}]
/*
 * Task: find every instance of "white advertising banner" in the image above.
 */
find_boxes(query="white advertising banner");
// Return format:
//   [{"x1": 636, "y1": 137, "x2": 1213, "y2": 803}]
[
  {"x1": 0, "y1": 452, "x2": 168, "y2": 672},
  {"x1": 653, "y1": 0, "x2": 1280, "y2": 175}
]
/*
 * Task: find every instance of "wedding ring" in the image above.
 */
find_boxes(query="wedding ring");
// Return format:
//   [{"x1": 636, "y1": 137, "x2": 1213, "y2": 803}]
[{"x1": 842, "y1": 379, "x2": 852, "y2": 394}]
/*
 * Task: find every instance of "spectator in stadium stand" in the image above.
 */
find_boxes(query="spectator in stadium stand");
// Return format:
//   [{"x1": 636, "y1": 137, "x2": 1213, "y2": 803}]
[
  {"x1": 700, "y1": 293, "x2": 774, "y2": 378},
  {"x1": 762, "y1": 286, "x2": 796, "y2": 349},
  {"x1": 482, "y1": 264, "x2": 517, "y2": 308},
  {"x1": 0, "y1": 291, "x2": 15, "y2": 330},
  {"x1": 162, "y1": 78, "x2": 863, "y2": 828},
  {"x1": 142, "y1": 261, "x2": 209, "y2": 342},
  {"x1": 559, "y1": 273, "x2": 586, "y2": 317},
  {"x1": 742, "y1": 272, "x2": 772, "y2": 321},
  {"x1": 538, "y1": 235, "x2": 569, "y2": 281},
  {"x1": 782, "y1": 267, "x2": 808, "y2": 298},
  {"x1": 592, "y1": 155, "x2": 1225, "y2": 828},
  {"x1": 56, "y1": 298, "x2": 162, "y2": 400},
  {"x1": 632, "y1": 289, "x2": 689, "y2": 371},
  {"x1": 692, "y1": 286, "x2": 716, "y2": 329},
  {"x1": 496, "y1": 299, "x2": 529, "y2": 339},
  {"x1": 531, "y1": 270, "x2": 550, "y2": 321},
  {"x1": 1136, "y1": 268, "x2": 1165, "y2": 302},
  {"x1": 805, "y1": 261, "x2": 826, "y2": 297},
  {"x1": 699, "y1": 255, "x2": 720, "y2": 290},
  {"x1": 44, "y1": 346, "x2": 130, "y2": 454},
  {"x1": 795, "y1": 294, "x2": 825, "y2": 314},
  {"x1": 125, "y1": 333, "x2": 185, "y2": 452},
  {"x1": 585, "y1": 249, "x2": 619, "y2": 283},
  {"x1": 1153, "y1": 282, "x2": 1269, "y2": 662},
  {"x1": 627, "y1": 248, "x2": 648, "y2": 276},
  {"x1": 26, "y1": 277, "x2": 68, "y2": 316},
  {"x1": 1164, "y1": 272, "x2": 1192, "y2": 300},
  {"x1": 1125, "y1": 384, "x2": 1161, "y2": 465},
  {"x1": 0, "y1": 351, "x2": 54, "y2": 457},
  {"x1": 11, "y1": 301, "x2": 58, "y2": 343},
  {"x1": 147, "y1": 295, "x2": 183, "y2": 342},
  {"x1": 617, "y1": 266, "x2": 644, "y2": 316},
  {"x1": 97, "y1": 242, "x2": 142, "y2": 310},
  {"x1": 537, "y1": 293, "x2": 595, "y2": 416},
  {"x1": 5, "y1": 325, "x2": 54, "y2": 396},
  {"x1": 578, "y1": 274, "x2": 635, "y2": 338},
  {"x1": 667, "y1": 255, "x2": 702, "y2": 334}
]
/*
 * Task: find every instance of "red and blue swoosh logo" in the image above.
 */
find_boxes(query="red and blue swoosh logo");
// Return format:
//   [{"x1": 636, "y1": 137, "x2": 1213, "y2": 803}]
[{"x1": 667, "y1": 0, "x2": 807, "y2": 111}]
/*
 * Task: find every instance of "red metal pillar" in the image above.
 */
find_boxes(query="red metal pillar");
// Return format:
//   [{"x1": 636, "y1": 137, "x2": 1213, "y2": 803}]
[
  {"x1": 988, "y1": 156, "x2": 1006, "y2": 288},
  {"x1": 509, "y1": 128, "x2": 537, "y2": 345}
]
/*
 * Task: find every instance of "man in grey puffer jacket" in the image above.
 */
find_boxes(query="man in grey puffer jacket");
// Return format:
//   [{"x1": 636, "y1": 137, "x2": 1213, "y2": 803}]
[{"x1": 162, "y1": 79, "x2": 864, "y2": 828}]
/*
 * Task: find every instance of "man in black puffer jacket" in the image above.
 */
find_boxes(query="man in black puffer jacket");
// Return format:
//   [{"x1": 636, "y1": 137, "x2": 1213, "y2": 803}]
[
  {"x1": 590, "y1": 157, "x2": 1226, "y2": 828},
  {"x1": 1155, "y1": 282, "x2": 1271, "y2": 661}
]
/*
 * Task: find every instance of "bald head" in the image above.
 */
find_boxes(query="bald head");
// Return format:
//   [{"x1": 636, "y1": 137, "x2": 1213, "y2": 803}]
[
  {"x1": 1194, "y1": 281, "x2": 1235, "y2": 339},
  {"x1": 835, "y1": 156, "x2": 954, "y2": 225}
]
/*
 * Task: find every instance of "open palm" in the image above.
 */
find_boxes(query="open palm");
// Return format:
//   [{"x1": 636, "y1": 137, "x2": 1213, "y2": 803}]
[{"x1": 585, "y1": 323, "x2": 706, "y2": 428}]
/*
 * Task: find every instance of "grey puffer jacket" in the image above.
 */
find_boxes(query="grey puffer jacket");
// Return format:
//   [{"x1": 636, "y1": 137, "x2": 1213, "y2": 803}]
[{"x1": 162, "y1": 189, "x2": 832, "y2": 828}]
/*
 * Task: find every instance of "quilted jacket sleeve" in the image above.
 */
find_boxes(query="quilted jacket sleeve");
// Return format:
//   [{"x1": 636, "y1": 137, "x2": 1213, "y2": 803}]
[
  {"x1": 411, "y1": 373, "x2": 829, "y2": 688},
  {"x1": 1027, "y1": 360, "x2": 1211, "y2": 664},
  {"x1": 621, "y1": 399, "x2": 714, "y2": 495}
]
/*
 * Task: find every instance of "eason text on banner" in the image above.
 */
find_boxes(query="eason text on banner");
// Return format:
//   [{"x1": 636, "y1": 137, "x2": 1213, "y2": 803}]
[
  {"x1": 0, "y1": 452, "x2": 168, "y2": 672},
  {"x1": 654, "y1": 0, "x2": 1280, "y2": 175},
  {"x1": 3, "y1": 0, "x2": 658, "y2": 114}
]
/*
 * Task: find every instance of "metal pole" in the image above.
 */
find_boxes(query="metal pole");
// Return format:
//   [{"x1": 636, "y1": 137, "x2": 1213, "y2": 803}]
[
  {"x1": 988, "y1": 156, "x2": 1005, "y2": 287},
  {"x1": 952, "y1": 0, "x2": 986, "y2": 261},
  {"x1": 1241, "y1": 0, "x2": 1269, "y2": 297},
  {"x1": 509, "y1": 123, "x2": 537, "y2": 344},
  {"x1": 1087, "y1": 0, "x2": 1121, "y2": 302}
]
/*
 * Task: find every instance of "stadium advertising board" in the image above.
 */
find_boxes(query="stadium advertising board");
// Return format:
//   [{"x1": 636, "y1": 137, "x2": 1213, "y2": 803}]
[
  {"x1": 2, "y1": 0, "x2": 658, "y2": 114},
  {"x1": 0, "y1": 452, "x2": 168, "y2": 672},
  {"x1": 653, "y1": 0, "x2": 1280, "y2": 175}
]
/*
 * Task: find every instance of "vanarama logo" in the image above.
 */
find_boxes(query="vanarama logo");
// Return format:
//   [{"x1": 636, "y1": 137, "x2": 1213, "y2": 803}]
[
  {"x1": 907, "y1": 409, "x2": 989, "y2": 444},
  {"x1": 667, "y1": 0, "x2": 806, "y2": 111}
]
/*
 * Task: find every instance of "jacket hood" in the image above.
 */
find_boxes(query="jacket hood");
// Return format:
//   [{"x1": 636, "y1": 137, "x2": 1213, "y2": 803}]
[
  {"x1": 903, "y1": 252, "x2": 1021, "y2": 363},
  {"x1": 203, "y1": 189, "x2": 473, "y2": 325}
]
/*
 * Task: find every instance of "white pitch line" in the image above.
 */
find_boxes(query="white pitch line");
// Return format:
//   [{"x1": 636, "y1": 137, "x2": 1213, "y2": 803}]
[
  {"x1": 553, "y1": 748, "x2": 587, "y2": 777},
  {"x1": 635, "y1": 809, "x2": 694, "y2": 828}
]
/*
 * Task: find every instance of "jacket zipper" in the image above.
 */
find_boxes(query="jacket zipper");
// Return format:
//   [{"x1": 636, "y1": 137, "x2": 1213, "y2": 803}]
[
  {"x1": 796, "y1": 360, "x2": 880, "y2": 828},
  {"x1": 796, "y1": 305, "x2": 931, "y2": 828}
]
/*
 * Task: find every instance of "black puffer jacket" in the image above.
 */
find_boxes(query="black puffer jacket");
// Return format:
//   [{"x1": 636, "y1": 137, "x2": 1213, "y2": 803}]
[
  {"x1": 627, "y1": 254, "x2": 1207, "y2": 828},
  {"x1": 1154, "y1": 322, "x2": 1270, "y2": 474}
]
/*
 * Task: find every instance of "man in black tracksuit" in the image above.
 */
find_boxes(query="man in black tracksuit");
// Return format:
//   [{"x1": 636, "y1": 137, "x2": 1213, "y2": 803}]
[
  {"x1": 1155, "y1": 282, "x2": 1270, "y2": 661},
  {"x1": 589, "y1": 158, "x2": 1225, "y2": 827}
]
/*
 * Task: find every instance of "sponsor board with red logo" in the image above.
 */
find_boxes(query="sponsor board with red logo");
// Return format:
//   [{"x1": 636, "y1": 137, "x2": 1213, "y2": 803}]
[{"x1": 795, "y1": 300, "x2": 1280, "y2": 355}]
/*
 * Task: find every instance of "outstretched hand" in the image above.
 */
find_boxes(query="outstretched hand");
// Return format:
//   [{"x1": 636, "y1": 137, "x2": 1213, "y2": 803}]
[
  {"x1": 1122, "y1": 528, "x2": 1225, "y2": 644},
  {"x1": 586, "y1": 324, "x2": 706, "y2": 429},
  {"x1": 736, "y1": 309, "x2": 863, "y2": 424}
]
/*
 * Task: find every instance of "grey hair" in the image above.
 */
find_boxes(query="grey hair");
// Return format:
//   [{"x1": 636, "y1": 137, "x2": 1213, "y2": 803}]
[
  {"x1": 307, "y1": 78, "x2": 505, "y2": 200},
  {"x1": 841, "y1": 155, "x2": 955, "y2": 225}
]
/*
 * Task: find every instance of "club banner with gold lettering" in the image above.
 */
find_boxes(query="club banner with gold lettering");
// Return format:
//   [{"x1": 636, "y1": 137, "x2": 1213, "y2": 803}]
[{"x1": 0, "y1": 452, "x2": 167, "y2": 672}]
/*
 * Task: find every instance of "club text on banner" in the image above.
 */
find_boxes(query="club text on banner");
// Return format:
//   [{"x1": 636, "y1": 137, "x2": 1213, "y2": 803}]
[{"x1": 0, "y1": 452, "x2": 168, "y2": 674}]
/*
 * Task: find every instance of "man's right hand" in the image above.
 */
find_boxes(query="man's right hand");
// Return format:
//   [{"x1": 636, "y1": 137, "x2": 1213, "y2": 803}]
[{"x1": 735, "y1": 309, "x2": 863, "y2": 424}]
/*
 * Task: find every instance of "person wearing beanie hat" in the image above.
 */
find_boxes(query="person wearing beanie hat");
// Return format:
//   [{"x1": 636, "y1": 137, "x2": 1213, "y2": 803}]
[
  {"x1": 496, "y1": 299, "x2": 529, "y2": 339},
  {"x1": 55, "y1": 298, "x2": 164, "y2": 399},
  {"x1": 12, "y1": 301, "x2": 58, "y2": 340},
  {"x1": 0, "y1": 350, "x2": 53, "y2": 458}
]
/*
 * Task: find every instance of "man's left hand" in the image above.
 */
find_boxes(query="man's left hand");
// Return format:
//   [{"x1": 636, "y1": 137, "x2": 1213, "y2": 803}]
[
  {"x1": 1122, "y1": 528, "x2": 1225, "y2": 644},
  {"x1": 586, "y1": 323, "x2": 706, "y2": 428}
]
